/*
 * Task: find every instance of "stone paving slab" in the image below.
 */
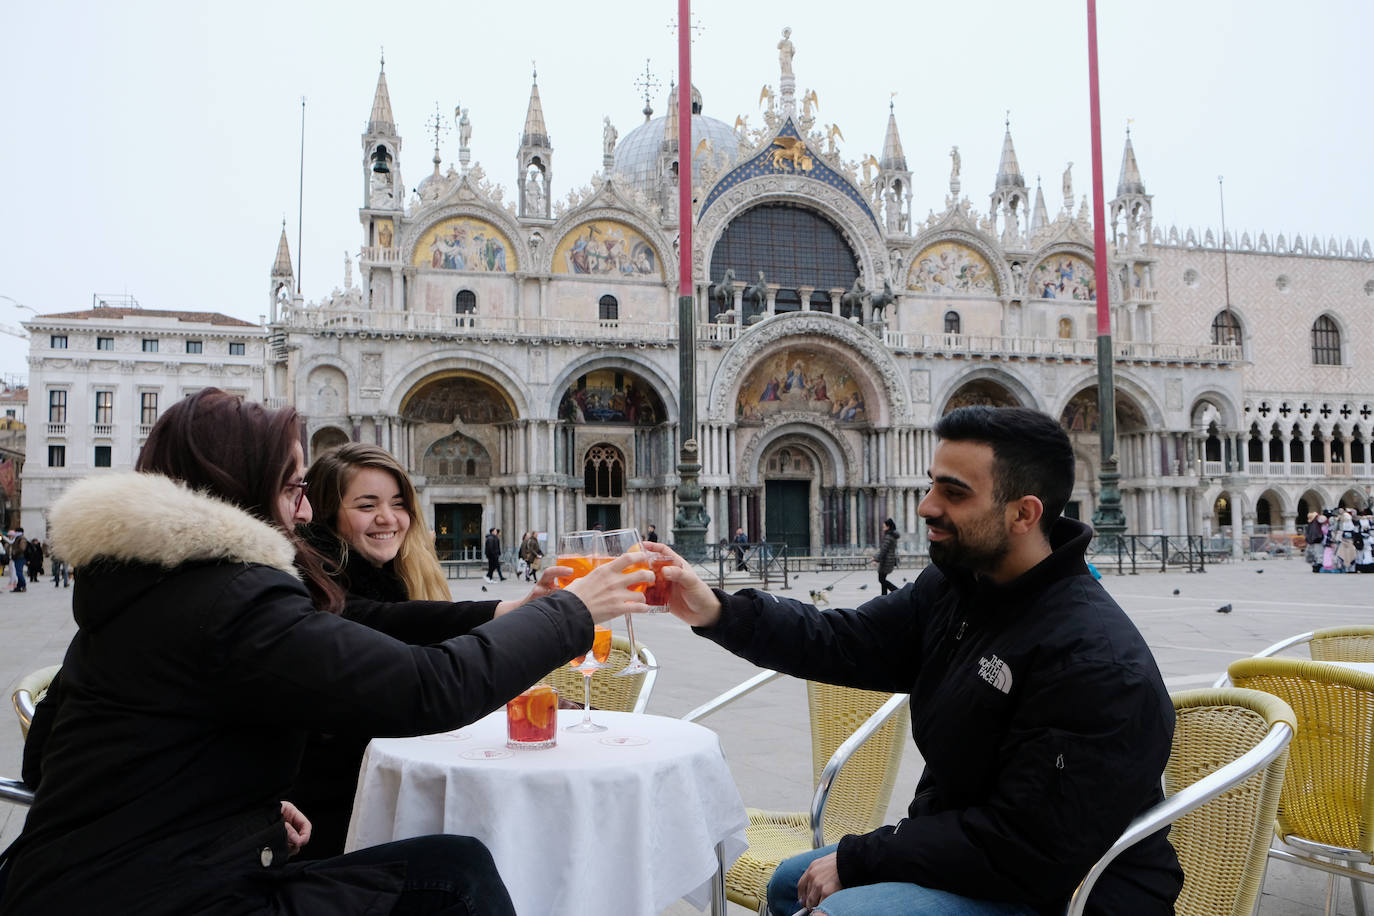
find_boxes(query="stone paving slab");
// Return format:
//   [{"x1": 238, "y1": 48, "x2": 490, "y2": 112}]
[{"x1": 1, "y1": 556, "x2": 1370, "y2": 913}]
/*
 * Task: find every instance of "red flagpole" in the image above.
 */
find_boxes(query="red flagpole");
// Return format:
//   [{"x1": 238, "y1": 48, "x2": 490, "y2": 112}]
[
  {"x1": 677, "y1": 0, "x2": 692, "y2": 294},
  {"x1": 1086, "y1": 0, "x2": 1109, "y2": 335}
]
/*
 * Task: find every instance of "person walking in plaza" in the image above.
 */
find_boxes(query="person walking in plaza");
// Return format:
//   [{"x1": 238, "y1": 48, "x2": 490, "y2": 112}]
[
  {"x1": 9, "y1": 527, "x2": 28, "y2": 592},
  {"x1": 25, "y1": 538, "x2": 44, "y2": 578},
  {"x1": 0, "y1": 389, "x2": 652, "y2": 915},
  {"x1": 1304, "y1": 510, "x2": 1325, "y2": 573},
  {"x1": 483, "y1": 527, "x2": 505, "y2": 582},
  {"x1": 49, "y1": 548, "x2": 69, "y2": 588},
  {"x1": 650, "y1": 406, "x2": 1181, "y2": 915},
  {"x1": 732, "y1": 526, "x2": 749, "y2": 571},
  {"x1": 518, "y1": 530, "x2": 542, "y2": 582},
  {"x1": 872, "y1": 517, "x2": 899, "y2": 595}
]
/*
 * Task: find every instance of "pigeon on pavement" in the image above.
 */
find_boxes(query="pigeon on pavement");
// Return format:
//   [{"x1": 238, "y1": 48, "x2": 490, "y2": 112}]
[{"x1": 1215, "y1": 603, "x2": 1232, "y2": 614}]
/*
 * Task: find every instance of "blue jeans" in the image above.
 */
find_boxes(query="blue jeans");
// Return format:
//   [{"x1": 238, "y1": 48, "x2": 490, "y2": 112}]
[
  {"x1": 12, "y1": 557, "x2": 25, "y2": 590},
  {"x1": 766, "y1": 844, "x2": 1038, "y2": 916}
]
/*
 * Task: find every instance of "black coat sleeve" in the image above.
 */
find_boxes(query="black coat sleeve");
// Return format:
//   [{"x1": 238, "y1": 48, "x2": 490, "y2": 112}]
[
  {"x1": 697, "y1": 584, "x2": 923, "y2": 692},
  {"x1": 204, "y1": 567, "x2": 591, "y2": 737},
  {"x1": 20, "y1": 670, "x2": 62, "y2": 790},
  {"x1": 341, "y1": 596, "x2": 499, "y2": 645}
]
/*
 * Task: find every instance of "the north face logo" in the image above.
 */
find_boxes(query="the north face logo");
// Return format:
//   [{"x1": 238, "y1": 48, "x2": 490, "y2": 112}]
[{"x1": 977, "y1": 655, "x2": 1013, "y2": 694}]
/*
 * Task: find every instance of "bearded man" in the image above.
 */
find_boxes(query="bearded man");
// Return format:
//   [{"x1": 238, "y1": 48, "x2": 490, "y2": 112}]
[{"x1": 656, "y1": 406, "x2": 1181, "y2": 916}]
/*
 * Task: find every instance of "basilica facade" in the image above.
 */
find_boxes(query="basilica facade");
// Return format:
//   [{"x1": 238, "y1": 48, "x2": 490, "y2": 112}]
[{"x1": 268, "y1": 37, "x2": 1373, "y2": 561}]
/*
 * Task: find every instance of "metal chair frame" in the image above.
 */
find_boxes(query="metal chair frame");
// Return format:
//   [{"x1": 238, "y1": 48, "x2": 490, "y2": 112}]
[
  {"x1": 684, "y1": 670, "x2": 909, "y2": 911},
  {"x1": 1068, "y1": 690, "x2": 1294, "y2": 916}
]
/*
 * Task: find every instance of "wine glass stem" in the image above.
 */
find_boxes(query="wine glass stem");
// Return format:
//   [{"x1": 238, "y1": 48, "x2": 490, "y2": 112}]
[
  {"x1": 582, "y1": 672, "x2": 594, "y2": 726},
  {"x1": 624, "y1": 613, "x2": 639, "y2": 664}
]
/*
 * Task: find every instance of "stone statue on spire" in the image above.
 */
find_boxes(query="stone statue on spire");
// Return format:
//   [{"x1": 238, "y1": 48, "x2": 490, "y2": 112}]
[
  {"x1": 777, "y1": 27, "x2": 795, "y2": 77},
  {"x1": 1062, "y1": 162, "x2": 1074, "y2": 212}
]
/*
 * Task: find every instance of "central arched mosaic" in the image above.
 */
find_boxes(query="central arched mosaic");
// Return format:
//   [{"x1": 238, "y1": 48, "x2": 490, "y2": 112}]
[{"x1": 736, "y1": 348, "x2": 868, "y2": 423}]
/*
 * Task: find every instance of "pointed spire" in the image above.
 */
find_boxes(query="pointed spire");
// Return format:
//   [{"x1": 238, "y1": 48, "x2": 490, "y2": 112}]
[
  {"x1": 1032, "y1": 177, "x2": 1049, "y2": 231},
  {"x1": 368, "y1": 55, "x2": 395, "y2": 134},
  {"x1": 1116, "y1": 127, "x2": 1146, "y2": 197},
  {"x1": 664, "y1": 81, "x2": 680, "y2": 151},
  {"x1": 272, "y1": 221, "x2": 294, "y2": 278},
  {"x1": 995, "y1": 114, "x2": 1025, "y2": 189},
  {"x1": 880, "y1": 101, "x2": 907, "y2": 172},
  {"x1": 521, "y1": 67, "x2": 549, "y2": 149}
]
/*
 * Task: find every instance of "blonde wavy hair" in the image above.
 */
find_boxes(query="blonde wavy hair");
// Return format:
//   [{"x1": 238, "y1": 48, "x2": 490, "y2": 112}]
[{"x1": 305, "y1": 443, "x2": 450, "y2": 601}]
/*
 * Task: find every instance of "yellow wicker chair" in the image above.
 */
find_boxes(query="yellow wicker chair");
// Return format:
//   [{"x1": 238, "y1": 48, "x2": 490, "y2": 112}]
[
  {"x1": 536, "y1": 635, "x2": 657, "y2": 714},
  {"x1": 1228, "y1": 657, "x2": 1374, "y2": 916},
  {"x1": 1213, "y1": 626, "x2": 1374, "y2": 688},
  {"x1": 13, "y1": 663, "x2": 60, "y2": 740},
  {"x1": 1069, "y1": 687, "x2": 1294, "y2": 916},
  {"x1": 682, "y1": 670, "x2": 909, "y2": 913}
]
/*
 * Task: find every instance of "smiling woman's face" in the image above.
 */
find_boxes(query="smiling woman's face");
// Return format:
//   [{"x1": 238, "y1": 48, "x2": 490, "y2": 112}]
[{"x1": 335, "y1": 467, "x2": 410, "y2": 567}]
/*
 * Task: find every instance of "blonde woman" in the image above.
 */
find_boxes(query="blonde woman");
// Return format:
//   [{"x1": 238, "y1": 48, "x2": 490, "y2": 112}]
[{"x1": 295, "y1": 443, "x2": 573, "y2": 856}]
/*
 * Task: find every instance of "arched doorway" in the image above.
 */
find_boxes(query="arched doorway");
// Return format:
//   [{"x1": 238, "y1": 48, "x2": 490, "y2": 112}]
[
  {"x1": 309, "y1": 426, "x2": 349, "y2": 462},
  {"x1": 761, "y1": 442, "x2": 820, "y2": 556}
]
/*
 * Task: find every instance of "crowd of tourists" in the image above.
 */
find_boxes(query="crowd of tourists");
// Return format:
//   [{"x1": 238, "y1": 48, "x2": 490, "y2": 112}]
[{"x1": 1303, "y1": 507, "x2": 1374, "y2": 573}]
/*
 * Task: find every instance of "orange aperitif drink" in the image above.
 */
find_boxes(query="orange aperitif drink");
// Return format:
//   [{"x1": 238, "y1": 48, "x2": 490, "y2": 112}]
[
  {"x1": 506, "y1": 684, "x2": 559, "y2": 749},
  {"x1": 643, "y1": 555, "x2": 673, "y2": 611},
  {"x1": 555, "y1": 554, "x2": 597, "y2": 588}
]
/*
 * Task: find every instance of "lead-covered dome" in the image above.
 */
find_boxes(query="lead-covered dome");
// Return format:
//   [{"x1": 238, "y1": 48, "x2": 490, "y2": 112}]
[{"x1": 612, "y1": 86, "x2": 741, "y2": 198}]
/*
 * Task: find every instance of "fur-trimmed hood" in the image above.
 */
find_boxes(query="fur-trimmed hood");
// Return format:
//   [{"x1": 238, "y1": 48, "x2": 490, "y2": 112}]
[{"x1": 50, "y1": 472, "x2": 300, "y2": 576}]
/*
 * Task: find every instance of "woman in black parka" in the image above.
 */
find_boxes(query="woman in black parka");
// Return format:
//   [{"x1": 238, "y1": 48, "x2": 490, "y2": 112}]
[{"x1": 0, "y1": 389, "x2": 650, "y2": 916}]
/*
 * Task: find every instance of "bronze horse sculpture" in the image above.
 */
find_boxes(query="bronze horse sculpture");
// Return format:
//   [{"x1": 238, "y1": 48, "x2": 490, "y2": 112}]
[
  {"x1": 710, "y1": 268, "x2": 736, "y2": 318},
  {"x1": 869, "y1": 279, "x2": 898, "y2": 323}
]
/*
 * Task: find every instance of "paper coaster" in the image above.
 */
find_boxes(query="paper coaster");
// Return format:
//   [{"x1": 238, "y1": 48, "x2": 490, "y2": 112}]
[
  {"x1": 421, "y1": 731, "x2": 469, "y2": 741},
  {"x1": 461, "y1": 747, "x2": 513, "y2": 760},
  {"x1": 598, "y1": 735, "x2": 649, "y2": 747}
]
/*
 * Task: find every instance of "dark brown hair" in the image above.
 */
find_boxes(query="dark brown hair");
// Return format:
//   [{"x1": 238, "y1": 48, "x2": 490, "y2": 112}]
[{"x1": 136, "y1": 388, "x2": 345, "y2": 612}]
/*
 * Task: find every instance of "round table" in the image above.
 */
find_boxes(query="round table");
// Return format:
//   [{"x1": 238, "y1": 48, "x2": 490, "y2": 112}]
[{"x1": 346, "y1": 709, "x2": 749, "y2": 916}]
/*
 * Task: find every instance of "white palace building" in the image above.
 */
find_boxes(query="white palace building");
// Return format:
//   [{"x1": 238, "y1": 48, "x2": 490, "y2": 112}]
[{"x1": 20, "y1": 33, "x2": 1374, "y2": 558}]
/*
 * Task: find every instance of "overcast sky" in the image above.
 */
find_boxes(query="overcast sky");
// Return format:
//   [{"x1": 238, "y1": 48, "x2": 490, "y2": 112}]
[{"x1": 2, "y1": 0, "x2": 1370, "y2": 381}]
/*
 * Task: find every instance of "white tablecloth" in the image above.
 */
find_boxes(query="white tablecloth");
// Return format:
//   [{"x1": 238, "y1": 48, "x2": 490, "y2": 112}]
[{"x1": 346, "y1": 710, "x2": 749, "y2": 916}]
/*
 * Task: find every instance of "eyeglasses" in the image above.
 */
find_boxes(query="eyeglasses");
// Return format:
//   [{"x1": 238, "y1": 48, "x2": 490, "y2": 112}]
[{"x1": 286, "y1": 480, "x2": 308, "y2": 513}]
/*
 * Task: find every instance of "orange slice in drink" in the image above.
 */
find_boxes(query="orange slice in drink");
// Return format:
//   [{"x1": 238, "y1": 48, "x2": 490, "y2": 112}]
[{"x1": 526, "y1": 685, "x2": 558, "y2": 730}]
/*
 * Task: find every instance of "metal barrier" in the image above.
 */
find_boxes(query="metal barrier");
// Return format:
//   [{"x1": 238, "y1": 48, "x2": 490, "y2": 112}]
[
  {"x1": 704, "y1": 541, "x2": 790, "y2": 590},
  {"x1": 1086, "y1": 534, "x2": 1210, "y2": 574}
]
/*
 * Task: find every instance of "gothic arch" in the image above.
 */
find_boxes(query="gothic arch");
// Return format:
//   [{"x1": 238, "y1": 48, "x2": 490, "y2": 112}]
[
  {"x1": 547, "y1": 354, "x2": 679, "y2": 425},
  {"x1": 902, "y1": 229, "x2": 1012, "y2": 301},
  {"x1": 309, "y1": 426, "x2": 349, "y2": 462},
  {"x1": 1188, "y1": 389, "x2": 1242, "y2": 430},
  {"x1": 1053, "y1": 371, "x2": 1166, "y2": 431},
  {"x1": 400, "y1": 202, "x2": 528, "y2": 272},
  {"x1": 1026, "y1": 243, "x2": 1119, "y2": 303},
  {"x1": 385, "y1": 352, "x2": 531, "y2": 420},
  {"x1": 540, "y1": 197, "x2": 674, "y2": 280},
  {"x1": 707, "y1": 311, "x2": 908, "y2": 425},
  {"x1": 697, "y1": 181, "x2": 886, "y2": 287},
  {"x1": 932, "y1": 367, "x2": 1040, "y2": 416},
  {"x1": 737, "y1": 415, "x2": 858, "y2": 488}
]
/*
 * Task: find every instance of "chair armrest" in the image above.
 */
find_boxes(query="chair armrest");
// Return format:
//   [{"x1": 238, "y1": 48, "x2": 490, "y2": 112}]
[
  {"x1": 1212, "y1": 631, "x2": 1316, "y2": 687},
  {"x1": 632, "y1": 645, "x2": 659, "y2": 715},
  {"x1": 1064, "y1": 720, "x2": 1293, "y2": 916},
  {"x1": 809, "y1": 692, "x2": 910, "y2": 848},
  {"x1": 0, "y1": 776, "x2": 35, "y2": 807},
  {"x1": 13, "y1": 688, "x2": 36, "y2": 734},
  {"x1": 681, "y1": 670, "x2": 782, "y2": 723}
]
